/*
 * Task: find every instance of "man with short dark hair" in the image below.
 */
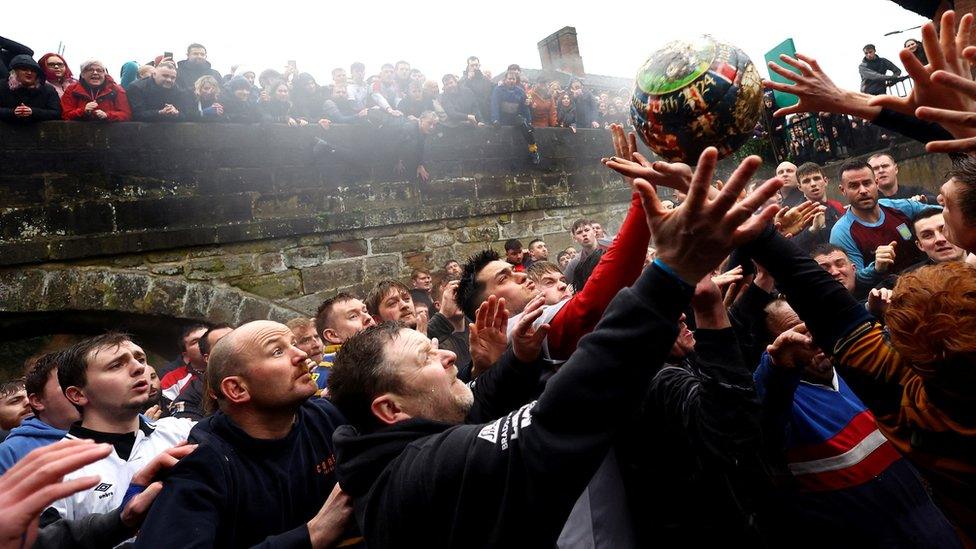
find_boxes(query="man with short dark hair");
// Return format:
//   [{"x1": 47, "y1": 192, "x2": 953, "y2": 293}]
[
  {"x1": 829, "y1": 160, "x2": 939, "y2": 285},
  {"x1": 366, "y1": 280, "x2": 421, "y2": 331},
  {"x1": 867, "y1": 153, "x2": 935, "y2": 202},
  {"x1": 323, "y1": 82, "x2": 367, "y2": 124},
  {"x1": 49, "y1": 333, "x2": 193, "y2": 520},
  {"x1": 160, "y1": 323, "x2": 209, "y2": 407},
  {"x1": 792, "y1": 162, "x2": 845, "y2": 252},
  {"x1": 126, "y1": 60, "x2": 197, "y2": 121},
  {"x1": 503, "y1": 239, "x2": 526, "y2": 272},
  {"x1": 564, "y1": 219, "x2": 598, "y2": 285},
  {"x1": 859, "y1": 44, "x2": 902, "y2": 96},
  {"x1": 0, "y1": 380, "x2": 29, "y2": 442},
  {"x1": 169, "y1": 324, "x2": 233, "y2": 420},
  {"x1": 328, "y1": 159, "x2": 780, "y2": 547},
  {"x1": 911, "y1": 210, "x2": 966, "y2": 267},
  {"x1": 370, "y1": 63, "x2": 401, "y2": 116},
  {"x1": 134, "y1": 321, "x2": 357, "y2": 547},
  {"x1": 526, "y1": 239, "x2": 548, "y2": 268},
  {"x1": 460, "y1": 56, "x2": 492, "y2": 121},
  {"x1": 0, "y1": 55, "x2": 62, "y2": 123},
  {"x1": 526, "y1": 261, "x2": 571, "y2": 305},
  {"x1": 443, "y1": 259, "x2": 462, "y2": 279},
  {"x1": 348, "y1": 62, "x2": 368, "y2": 106},
  {"x1": 394, "y1": 60, "x2": 412, "y2": 98},
  {"x1": 175, "y1": 43, "x2": 221, "y2": 91},
  {"x1": 491, "y1": 69, "x2": 541, "y2": 164},
  {"x1": 440, "y1": 73, "x2": 482, "y2": 127},
  {"x1": 0, "y1": 353, "x2": 80, "y2": 474},
  {"x1": 811, "y1": 244, "x2": 857, "y2": 294}
]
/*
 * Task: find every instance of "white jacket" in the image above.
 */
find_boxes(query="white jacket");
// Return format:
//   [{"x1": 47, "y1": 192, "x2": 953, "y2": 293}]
[{"x1": 51, "y1": 416, "x2": 194, "y2": 520}]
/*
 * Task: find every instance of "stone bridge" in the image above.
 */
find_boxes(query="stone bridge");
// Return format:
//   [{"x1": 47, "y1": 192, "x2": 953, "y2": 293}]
[{"x1": 0, "y1": 122, "x2": 640, "y2": 370}]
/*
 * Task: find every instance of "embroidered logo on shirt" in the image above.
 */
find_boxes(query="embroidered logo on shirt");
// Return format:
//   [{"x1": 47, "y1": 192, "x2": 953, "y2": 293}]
[
  {"x1": 897, "y1": 223, "x2": 912, "y2": 240},
  {"x1": 94, "y1": 483, "x2": 112, "y2": 492}
]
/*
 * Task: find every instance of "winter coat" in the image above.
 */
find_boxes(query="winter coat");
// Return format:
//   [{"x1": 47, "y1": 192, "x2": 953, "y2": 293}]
[
  {"x1": 175, "y1": 58, "x2": 222, "y2": 92},
  {"x1": 126, "y1": 76, "x2": 198, "y2": 121},
  {"x1": 0, "y1": 417, "x2": 67, "y2": 475},
  {"x1": 323, "y1": 98, "x2": 365, "y2": 124},
  {"x1": 440, "y1": 87, "x2": 481, "y2": 126},
  {"x1": 460, "y1": 71, "x2": 492, "y2": 121},
  {"x1": 859, "y1": 56, "x2": 902, "y2": 95},
  {"x1": 557, "y1": 101, "x2": 577, "y2": 128},
  {"x1": 0, "y1": 55, "x2": 62, "y2": 123},
  {"x1": 334, "y1": 265, "x2": 695, "y2": 548},
  {"x1": 120, "y1": 61, "x2": 139, "y2": 89},
  {"x1": 0, "y1": 35, "x2": 33, "y2": 80},
  {"x1": 490, "y1": 84, "x2": 530, "y2": 125},
  {"x1": 528, "y1": 90, "x2": 557, "y2": 127},
  {"x1": 260, "y1": 98, "x2": 292, "y2": 123},
  {"x1": 61, "y1": 77, "x2": 132, "y2": 121}
]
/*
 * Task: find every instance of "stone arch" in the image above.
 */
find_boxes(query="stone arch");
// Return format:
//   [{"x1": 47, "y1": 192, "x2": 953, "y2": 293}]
[{"x1": 0, "y1": 267, "x2": 304, "y2": 375}]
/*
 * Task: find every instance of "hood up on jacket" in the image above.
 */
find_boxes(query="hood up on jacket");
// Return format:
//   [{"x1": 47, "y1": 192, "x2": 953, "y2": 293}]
[
  {"x1": 8, "y1": 54, "x2": 46, "y2": 85},
  {"x1": 333, "y1": 418, "x2": 454, "y2": 498}
]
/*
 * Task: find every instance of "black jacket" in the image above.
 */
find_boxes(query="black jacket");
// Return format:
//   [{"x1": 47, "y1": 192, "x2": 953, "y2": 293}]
[
  {"x1": 616, "y1": 329, "x2": 770, "y2": 546},
  {"x1": 134, "y1": 398, "x2": 358, "y2": 548},
  {"x1": 221, "y1": 95, "x2": 261, "y2": 123},
  {"x1": 459, "y1": 71, "x2": 492, "y2": 121},
  {"x1": 859, "y1": 56, "x2": 902, "y2": 95},
  {"x1": 126, "y1": 77, "x2": 198, "y2": 122},
  {"x1": 0, "y1": 55, "x2": 61, "y2": 123},
  {"x1": 175, "y1": 59, "x2": 222, "y2": 92},
  {"x1": 333, "y1": 264, "x2": 692, "y2": 548},
  {"x1": 440, "y1": 88, "x2": 481, "y2": 125},
  {"x1": 0, "y1": 35, "x2": 32, "y2": 81},
  {"x1": 260, "y1": 98, "x2": 292, "y2": 123}
]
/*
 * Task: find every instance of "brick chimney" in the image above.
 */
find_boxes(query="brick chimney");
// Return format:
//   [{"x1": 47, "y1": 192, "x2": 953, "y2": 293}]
[{"x1": 538, "y1": 26, "x2": 585, "y2": 76}]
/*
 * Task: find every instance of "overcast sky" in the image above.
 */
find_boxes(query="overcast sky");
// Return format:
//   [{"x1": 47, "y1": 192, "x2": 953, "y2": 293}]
[{"x1": 17, "y1": 0, "x2": 926, "y2": 93}]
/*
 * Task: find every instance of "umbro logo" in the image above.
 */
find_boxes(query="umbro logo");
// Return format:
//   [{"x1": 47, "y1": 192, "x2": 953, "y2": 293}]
[{"x1": 94, "y1": 483, "x2": 113, "y2": 492}]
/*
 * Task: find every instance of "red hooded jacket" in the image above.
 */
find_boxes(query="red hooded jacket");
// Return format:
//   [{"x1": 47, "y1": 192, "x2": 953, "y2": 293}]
[{"x1": 61, "y1": 76, "x2": 132, "y2": 121}]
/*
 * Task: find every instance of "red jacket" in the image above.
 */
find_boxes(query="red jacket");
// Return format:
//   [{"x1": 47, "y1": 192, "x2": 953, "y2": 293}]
[{"x1": 61, "y1": 77, "x2": 132, "y2": 121}]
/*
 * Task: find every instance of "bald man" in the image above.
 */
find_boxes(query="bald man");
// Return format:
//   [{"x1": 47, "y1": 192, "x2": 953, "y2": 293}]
[
  {"x1": 777, "y1": 161, "x2": 805, "y2": 207},
  {"x1": 135, "y1": 320, "x2": 358, "y2": 548}
]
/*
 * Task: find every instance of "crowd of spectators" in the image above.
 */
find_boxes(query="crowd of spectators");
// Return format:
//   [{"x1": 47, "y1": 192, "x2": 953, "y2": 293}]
[
  {"x1": 1, "y1": 40, "x2": 632, "y2": 171},
  {"x1": 4, "y1": 10, "x2": 976, "y2": 548}
]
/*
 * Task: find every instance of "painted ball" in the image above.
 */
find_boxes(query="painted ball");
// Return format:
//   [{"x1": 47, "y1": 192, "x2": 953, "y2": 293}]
[{"x1": 630, "y1": 36, "x2": 763, "y2": 163}]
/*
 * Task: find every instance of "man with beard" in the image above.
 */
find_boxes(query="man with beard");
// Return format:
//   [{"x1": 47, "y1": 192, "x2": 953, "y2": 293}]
[
  {"x1": 366, "y1": 280, "x2": 425, "y2": 334},
  {"x1": 752, "y1": 300, "x2": 960, "y2": 546},
  {"x1": 126, "y1": 61, "x2": 196, "y2": 121},
  {"x1": 829, "y1": 160, "x2": 939, "y2": 285},
  {"x1": 328, "y1": 149, "x2": 783, "y2": 547},
  {"x1": 175, "y1": 43, "x2": 222, "y2": 91},
  {"x1": 47, "y1": 333, "x2": 193, "y2": 521},
  {"x1": 134, "y1": 321, "x2": 357, "y2": 547}
]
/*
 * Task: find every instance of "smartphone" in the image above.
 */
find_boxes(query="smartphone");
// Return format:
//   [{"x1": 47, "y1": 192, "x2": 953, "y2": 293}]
[
  {"x1": 763, "y1": 38, "x2": 799, "y2": 110},
  {"x1": 164, "y1": 51, "x2": 174, "y2": 60}
]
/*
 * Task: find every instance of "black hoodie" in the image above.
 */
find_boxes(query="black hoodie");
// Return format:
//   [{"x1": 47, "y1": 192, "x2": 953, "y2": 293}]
[
  {"x1": 333, "y1": 264, "x2": 692, "y2": 548},
  {"x1": 0, "y1": 54, "x2": 61, "y2": 123},
  {"x1": 176, "y1": 58, "x2": 222, "y2": 92}
]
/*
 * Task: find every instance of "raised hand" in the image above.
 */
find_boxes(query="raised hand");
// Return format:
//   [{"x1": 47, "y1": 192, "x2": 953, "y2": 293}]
[
  {"x1": 0, "y1": 439, "x2": 112, "y2": 548},
  {"x1": 606, "y1": 123, "x2": 640, "y2": 188},
  {"x1": 510, "y1": 294, "x2": 550, "y2": 363},
  {"x1": 636, "y1": 147, "x2": 783, "y2": 284},
  {"x1": 767, "y1": 323, "x2": 817, "y2": 369},
  {"x1": 866, "y1": 287, "x2": 893, "y2": 319},
  {"x1": 603, "y1": 150, "x2": 694, "y2": 194},
  {"x1": 774, "y1": 200, "x2": 824, "y2": 236},
  {"x1": 763, "y1": 53, "x2": 880, "y2": 120},
  {"x1": 874, "y1": 241, "x2": 898, "y2": 273},
  {"x1": 468, "y1": 295, "x2": 509, "y2": 378},
  {"x1": 710, "y1": 265, "x2": 744, "y2": 291}
]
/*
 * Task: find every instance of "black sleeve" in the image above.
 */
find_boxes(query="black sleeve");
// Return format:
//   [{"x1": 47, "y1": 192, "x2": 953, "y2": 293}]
[
  {"x1": 739, "y1": 226, "x2": 872, "y2": 354},
  {"x1": 464, "y1": 347, "x2": 546, "y2": 424},
  {"x1": 32, "y1": 87, "x2": 63, "y2": 121},
  {"x1": 426, "y1": 312, "x2": 455, "y2": 342},
  {"x1": 727, "y1": 282, "x2": 776, "y2": 369},
  {"x1": 872, "y1": 107, "x2": 953, "y2": 144},
  {"x1": 647, "y1": 328, "x2": 762, "y2": 466},
  {"x1": 33, "y1": 508, "x2": 133, "y2": 549},
  {"x1": 127, "y1": 87, "x2": 163, "y2": 122}
]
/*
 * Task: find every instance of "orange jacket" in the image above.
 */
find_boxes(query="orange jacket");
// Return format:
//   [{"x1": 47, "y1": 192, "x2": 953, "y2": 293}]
[{"x1": 528, "y1": 91, "x2": 556, "y2": 127}]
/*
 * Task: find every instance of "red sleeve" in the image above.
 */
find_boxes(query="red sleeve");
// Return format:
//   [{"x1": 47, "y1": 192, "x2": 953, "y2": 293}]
[
  {"x1": 60, "y1": 88, "x2": 87, "y2": 120},
  {"x1": 106, "y1": 88, "x2": 132, "y2": 121},
  {"x1": 546, "y1": 192, "x2": 650, "y2": 360}
]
